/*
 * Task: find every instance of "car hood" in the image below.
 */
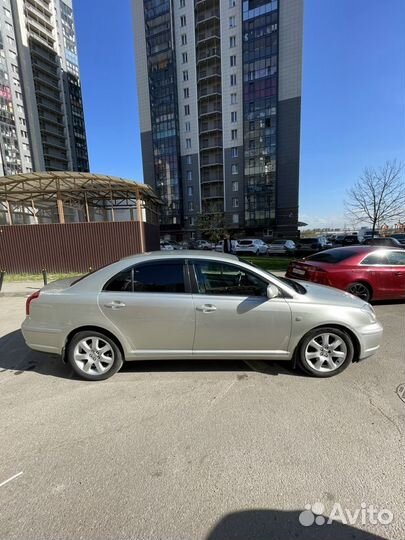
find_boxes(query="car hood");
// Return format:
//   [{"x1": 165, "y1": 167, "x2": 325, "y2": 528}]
[{"x1": 295, "y1": 280, "x2": 367, "y2": 308}]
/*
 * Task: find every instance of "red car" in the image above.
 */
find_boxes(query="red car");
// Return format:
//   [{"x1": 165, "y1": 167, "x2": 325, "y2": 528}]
[{"x1": 286, "y1": 246, "x2": 405, "y2": 302}]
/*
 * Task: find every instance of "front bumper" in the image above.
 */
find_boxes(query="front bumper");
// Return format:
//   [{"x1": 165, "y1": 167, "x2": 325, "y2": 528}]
[{"x1": 358, "y1": 321, "x2": 383, "y2": 359}]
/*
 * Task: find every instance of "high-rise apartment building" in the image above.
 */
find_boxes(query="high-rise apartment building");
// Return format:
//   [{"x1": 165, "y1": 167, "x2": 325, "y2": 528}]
[
  {"x1": 0, "y1": 0, "x2": 88, "y2": 176},
  {"x1": 134, "y1": 0, "x2": 303, "y2": 240}
]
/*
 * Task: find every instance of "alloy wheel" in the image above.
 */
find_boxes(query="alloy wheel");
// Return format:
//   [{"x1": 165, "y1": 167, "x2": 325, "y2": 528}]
[
  {"x1": 347, "y1": 282, "x2": 370, "y2": 302},
  {"x1": 304, "y1": 332, "x2": 348, "y2": 373},
  {"x1": 73, "y1": 336, "x2": 114, "y2": 376}
]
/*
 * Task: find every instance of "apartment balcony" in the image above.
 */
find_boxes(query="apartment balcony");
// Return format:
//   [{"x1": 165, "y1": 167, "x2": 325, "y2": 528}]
[
  {"x1": 196, "y1": 28, "x2": 220, "y2": 45},
  {"x1": 26, "y1": 0, "x2": 52, "y2": 20},
  {"x1": 195, "y1": 9, "x2": 219, "y2": 25},
  {"x1": 199, "y1": 102, "x2": 222, "y2": 117},
  {"x1": 197, "y1": 47, "x2": 220, "y2": 64},
  {"x1": 197, "y1": 65, "x2": 221, "y2": 82},
  {"x1": 199, "y1": 138, "x2": 223, "y2": 150},
  {"x1": 38, "y1": 112, "x2": 65, "y2": 128},
  {"x1": 199, "y1": 120, "x2": 222, "y2": 134},
  {"x1": 25, "y1": 3, "x2": 53, "y2": 32},
  {"x1": 31, "y1": 60, "x2": 59, "y2": 81},
  {"x1": 202, "y1": 186, "x2": 224, "y2": 199},
  {"x1": 198, "y1": 85, "x2": 222, "y2": 100},
  {"x1": 37, "y1": 100, "x2": 62, "y2": 115},
  {"x1": 200, "y1": 154, "x2": 223, "y2": 167},
  {"x1": 36, "y1": 87, "x2": 61, "y2": 103}
]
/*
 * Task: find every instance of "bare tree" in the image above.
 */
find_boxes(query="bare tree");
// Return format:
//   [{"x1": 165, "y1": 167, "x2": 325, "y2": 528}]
[
  {"x1": 345, "y1": 160, "x2": 405, "y2": 237},
  {"x1": 195, "y1": 212, "x2": 226, "y2": 243}
]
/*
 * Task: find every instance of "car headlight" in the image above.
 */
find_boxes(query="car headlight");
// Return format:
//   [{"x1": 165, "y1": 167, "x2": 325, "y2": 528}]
[{"x1": 361, "y1": 304, "x2": 377, "y2": 323}]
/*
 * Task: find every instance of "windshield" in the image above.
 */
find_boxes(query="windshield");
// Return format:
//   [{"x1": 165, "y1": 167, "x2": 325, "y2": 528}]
[
  {"x1": 241, "y1": 259, "x2": 307, "y2": 294},
  {"x1": 299, "y1": 238, "x2": 316, "y2": 244},
  {"x1": 271, "y1": 240, "x2": 285, "y2": 245},
  {"x1": 307, "y1": 249, "x2": 357, "y2": 263}
]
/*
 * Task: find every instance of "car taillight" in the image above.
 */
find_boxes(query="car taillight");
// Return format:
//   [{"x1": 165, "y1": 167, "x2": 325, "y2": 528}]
[{"x1": 26, "y1": 290, "x2": 40, "y2": 316}]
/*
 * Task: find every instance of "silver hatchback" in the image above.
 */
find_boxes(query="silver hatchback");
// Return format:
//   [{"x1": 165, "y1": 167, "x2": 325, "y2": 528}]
[{"x1": 22, "y1": 251, "x2": 383, "y2": 380}]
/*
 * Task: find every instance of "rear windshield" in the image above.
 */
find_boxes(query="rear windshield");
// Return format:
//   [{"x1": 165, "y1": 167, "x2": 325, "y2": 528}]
[
  {"x1": 238, "y1": 240, "x2": 253, "y2": 245},
  {"x1": 272, "y1": 240, "x2": 285, "y2": 245},
  {"x1": 307, "y1": 249, "x2": 357, "y2": 263}
]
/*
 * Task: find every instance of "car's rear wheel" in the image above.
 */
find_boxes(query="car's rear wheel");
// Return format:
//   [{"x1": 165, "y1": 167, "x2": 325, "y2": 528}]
[
  {"x1": 297, "y1": 327, "x2": 354, "y2": 378},
  {"x1": 67, "y1": 331, "x2": 123, "y2": 381},
  {"x1": 346, "y1": 282, "x2": 371, "y2": 302}
]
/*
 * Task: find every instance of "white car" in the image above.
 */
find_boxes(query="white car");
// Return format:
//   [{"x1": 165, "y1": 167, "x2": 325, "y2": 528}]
[
  {"x1": 160, "y1": 241, "x2": 174, "y2": 251},
  {"x1": 215, "y1": 240, "x2": 237, "y2": 252},
  {"x1": 235, "y1": 239, "x2": 268, "y2": 256},
  {"x1": 195, "y1": 240, "x2": 213, "y2": 250},
  {"x1": 268, "y1": 239, "x2": 296, "y2": 254}
]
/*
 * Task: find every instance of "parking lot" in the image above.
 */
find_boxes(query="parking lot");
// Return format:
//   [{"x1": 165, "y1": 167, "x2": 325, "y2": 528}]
[{"x1": 0, "y1": 296, "x2": 404, "y2": 540}]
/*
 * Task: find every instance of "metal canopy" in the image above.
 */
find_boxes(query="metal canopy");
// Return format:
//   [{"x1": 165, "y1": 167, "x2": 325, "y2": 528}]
[{"x1": 0, "y1": 171, "x2": 160, "y2": 206}]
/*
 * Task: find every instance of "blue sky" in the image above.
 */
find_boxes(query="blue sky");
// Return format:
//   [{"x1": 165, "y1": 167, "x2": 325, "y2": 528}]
[{"x1": 74, "y1": 0, "x2": 405, "y2": 229}]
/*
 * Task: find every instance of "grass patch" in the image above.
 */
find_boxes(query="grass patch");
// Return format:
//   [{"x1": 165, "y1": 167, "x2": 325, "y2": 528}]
[
  {"x1": 240, "y1": 256, "x2": 292, "y2": 272},
  {"x1": 3, "y1": 272, "x2": 81, "y2": 283}
]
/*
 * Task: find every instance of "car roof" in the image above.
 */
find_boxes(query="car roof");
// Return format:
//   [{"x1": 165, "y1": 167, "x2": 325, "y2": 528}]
[{"x1": 121, "y1": 250, "x2": 238, "y2": 262}]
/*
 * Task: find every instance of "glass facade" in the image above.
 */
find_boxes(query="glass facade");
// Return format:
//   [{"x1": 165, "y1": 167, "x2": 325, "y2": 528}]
[
  {"x1": 243, "y1": 0, "x2": 278, "y2": 230},
  {"x1": 144, "y1": 0, "x2": 183, "y2": 228},
  {"x1": 0, "y1": 28, "x2": 22, "y2": 175}
]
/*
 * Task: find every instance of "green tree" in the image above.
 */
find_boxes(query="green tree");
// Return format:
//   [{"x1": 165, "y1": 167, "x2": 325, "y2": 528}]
[{"x1": 195, "y1": 212, "x2": 227, "y2": 243}]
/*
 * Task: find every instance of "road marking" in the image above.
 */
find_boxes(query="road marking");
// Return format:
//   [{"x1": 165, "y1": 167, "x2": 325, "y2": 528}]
[{"x1": 0, "y1": 471, "x2": 23, "y2": 488}]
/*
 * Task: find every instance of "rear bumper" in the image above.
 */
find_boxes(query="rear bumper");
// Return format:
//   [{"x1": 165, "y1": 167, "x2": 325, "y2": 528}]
[
  {"x1": 21, "y1": 318, "x2": 63, "y2": 355},
  {"x1": 358, "y1": 322, "x2": 383, "y2": 359}
]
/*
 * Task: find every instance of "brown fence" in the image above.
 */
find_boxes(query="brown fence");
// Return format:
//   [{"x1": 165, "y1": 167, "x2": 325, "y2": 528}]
[{"x1": 0, "y1": 221, "x2": 160, "y2": 273}]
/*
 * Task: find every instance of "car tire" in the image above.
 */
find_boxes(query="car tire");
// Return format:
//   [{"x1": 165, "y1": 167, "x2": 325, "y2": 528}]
[
  {"x1": 255, "y1": 250, "x2": 259, "y2": 256},
  {"x1": 297, "y1": 327, "x2": 354, "y2": 378},
  {"x1": 346, "y1": 282, "x2": 372, "y2": 302},
  {"x1": 67, "y1": 330, "x2": 123, "y2": 381}
]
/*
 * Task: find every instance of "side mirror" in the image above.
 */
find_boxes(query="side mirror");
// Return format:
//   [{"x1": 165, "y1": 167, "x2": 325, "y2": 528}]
[{"x1": 267, "y1": 283, "x2": 279, "y2": 299}]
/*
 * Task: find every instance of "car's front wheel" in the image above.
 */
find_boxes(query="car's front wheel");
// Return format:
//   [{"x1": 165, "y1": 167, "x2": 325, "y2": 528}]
[
  {"x1": 67, "y1": 331, "x2": 123, "y2": 381},
  {"x1": 297, "y1": 327, "x2": 354, "y2": 377}
]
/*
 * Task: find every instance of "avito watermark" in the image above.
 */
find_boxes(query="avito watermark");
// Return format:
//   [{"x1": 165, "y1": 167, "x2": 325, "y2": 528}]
[{"x1": 299, "y1": 502, "x2": 393, "y2": 527}]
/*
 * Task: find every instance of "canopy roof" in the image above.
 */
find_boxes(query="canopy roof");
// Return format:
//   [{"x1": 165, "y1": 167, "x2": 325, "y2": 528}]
[{"x1": 0, "y1": 171, "x2": 160, "y2": 205}]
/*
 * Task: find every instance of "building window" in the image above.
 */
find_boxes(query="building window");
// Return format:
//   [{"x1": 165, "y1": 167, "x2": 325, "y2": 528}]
[
  {"x1": 184, "y1": 87, "x2": 189, "y2": 98},
  {"x1": 231, "y1": 129, "x2": 237, "y2": 140},
  {"x1": 186, "y1": 138, "x2": 191, "y2": 149},
  {"x1": 232, "y1": 198, "x2": 239, "y2": 208},
  {"x1": 180, "y1": 15, "x2": 186, "y2": 27},
  {"x1": 229, "y1": 15, "x2": 236, "y2": 28},
  {"x1": 180, "y1": 0, "x2": 185, "y2": 7},
  {"x1": 184, "y1": 104, "x2": 190, "y2": 115},
  {"x1": 230, "y1": 55, "x2": 236, "y2": 67},
  {"x1": 188, "y1": 201, "x2": 194, "y2": 211},
  {"x1": 231, "y1": 164, "x2": 238, "y2": 175},
  {"x1": 230, "y1": 93, "x2": 237, "y2": 104},
  {"x1": 232, "y1": 214, "x2": 239, "y2": 224},
  {"x1": 231, "y1": 147, "x2": 238, "y2": 158},
  {"x1": 182, "y1": 52, "x2": 188, "y2": 64},
  {"x1": 190, "y1": 217, "x2": 195, "y2": 226},
  {"x1": 187, "y1": 170, "x2": 192, "y2": 181},
  {"x1": 229, "y1": 0, "x2": 236, "y2": 6},
  {"x1": 231, "y1": 111, "x2": 237, "y2": 123},
  {"x1": 230, "y1": 74, "x2": 236, "y2": 86},
  {"x1": 187, "y1": 186, "x2": 193, "y2": 196},
  {"x1": 4, "y1": 7, "x2": 11, "y2": 17},
  {"x1": 249, "y1": 121, "x2": 255, "y2": 131},
  {"x1": 187, "y1": 155, "x2": 192, "y2": 165},
  {"x1": 230, "y1": 35, "x2": 236, "y2": 48},
  {"x1": 185, "y1": 121, "x2": 191, "y2": 132},
  {"x1": 181, "y1": 34, "x2": 187, "y2": 45},
  {"x1": 232, "y1": 180, "x2": 239, "y2": 192},
  {"x1": 183, "y1": 70, "x2": 188, "y2": 81}
]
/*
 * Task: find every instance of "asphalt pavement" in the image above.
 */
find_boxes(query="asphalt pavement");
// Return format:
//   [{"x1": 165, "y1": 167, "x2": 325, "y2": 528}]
[{"x1": 0, "y1": 297, "x2": 404, "y2": 540}]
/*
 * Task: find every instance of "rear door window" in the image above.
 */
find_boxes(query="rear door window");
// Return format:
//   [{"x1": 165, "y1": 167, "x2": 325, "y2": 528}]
[
  {"x1": 386, "y1": 251, "x2": 405, "y2": 266},
  {"x1": 361, "y1": 252, "x2": 389, "y2": 265},
  {"x1": 104, "y1": 261, "x2": 186, "y2": 293}
]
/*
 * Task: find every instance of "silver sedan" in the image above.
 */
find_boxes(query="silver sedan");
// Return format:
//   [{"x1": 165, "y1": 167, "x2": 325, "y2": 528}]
[{"x1": 22, "y1": 251, "x2": 383, "y2": 380}]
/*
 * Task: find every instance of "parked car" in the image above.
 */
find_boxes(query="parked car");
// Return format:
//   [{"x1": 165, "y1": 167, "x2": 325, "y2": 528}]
[
  {"x1": 391, "y1": 233, "x2": 405, "y2": 245},
  {"x1": 286, "y1": 246, "x2": 405, "y2": 302},
  {"x1": 193, "y1": 239, "x2": 213, "y2": 250},
  {"x1": 234, "y1": 239, "x2": 269, "y2": 256},
  {"x1": 160, "y1": 240, "x2": 182, "y2": 251},
  {"x1": 363, "y1": 237, "x2": 404, "y2": 248},
  {"x1": 22, "y1": 251, "x2": 382, "y2": 380},
  {"x1": 295, "y1": 237, "x2": 330, "y2": 254},
  {"x1": 215, "y1": 240, "x2": 237, "y2": 253},
  {"x1": 267, "y1": 239, "x2": 296, "y2": 255}
]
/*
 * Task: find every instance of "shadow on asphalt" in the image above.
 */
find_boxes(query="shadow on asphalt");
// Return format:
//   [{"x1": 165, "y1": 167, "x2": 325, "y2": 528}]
[
  {"x1": 0, "y1": 330, "x2": 303, "y2": 380},
  {"x1": 206, "y1": 509, "x2": 388, "y2": 540}
]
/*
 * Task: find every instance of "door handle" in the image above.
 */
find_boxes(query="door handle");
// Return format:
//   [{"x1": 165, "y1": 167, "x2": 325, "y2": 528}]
[
  {"x1": 104, "y1": 301, "x2": 126, "y2": 310},
  {"x1": 196, "y1": 304, "x2": 217, "y2": 313}
]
